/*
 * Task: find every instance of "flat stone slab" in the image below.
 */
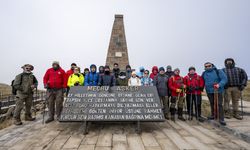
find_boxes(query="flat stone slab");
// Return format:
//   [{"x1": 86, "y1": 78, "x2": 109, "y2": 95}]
[{"x1": 0, "y1": 114, "x2": 250, "y2": 150}]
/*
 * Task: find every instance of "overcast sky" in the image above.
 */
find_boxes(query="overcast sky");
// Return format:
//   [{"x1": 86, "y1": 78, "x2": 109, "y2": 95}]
[{"x1": 0, "y1": 0, "x2": 249, "y2": 89}]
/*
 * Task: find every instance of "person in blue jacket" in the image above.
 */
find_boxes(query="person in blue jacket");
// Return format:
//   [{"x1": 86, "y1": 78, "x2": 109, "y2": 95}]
[
  {"x1": 137, "y1": 66, "x2": 145, "y2": 79},
  {"x1": 84, "y1": 64, "x2": 99, "y2": 86},
  {"x1": 202, "y1": 62, "x2": 228, "y2": 126}
]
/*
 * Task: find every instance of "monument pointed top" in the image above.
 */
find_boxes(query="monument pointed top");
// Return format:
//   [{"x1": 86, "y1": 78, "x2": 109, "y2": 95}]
[
  {"x1": 115, "y1": 14, "x2": 123, "y2": 18},
  {"x1": 105, "y1": 14, "x2": 129, "y2": 71}
]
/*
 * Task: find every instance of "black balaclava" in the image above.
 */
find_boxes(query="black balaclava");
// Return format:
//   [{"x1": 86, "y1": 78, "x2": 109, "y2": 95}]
[
  {"x1": 104, "y1": 66, "x2": 110, "y2": 75},
  {"x1": 224, "y1": 58, "x2": 235, "y2": 69}
]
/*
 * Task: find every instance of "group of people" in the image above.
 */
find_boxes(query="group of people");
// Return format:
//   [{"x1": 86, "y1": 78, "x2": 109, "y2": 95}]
[{"x1": 12, "y1": 58, "x2": 248, "y2": 126}]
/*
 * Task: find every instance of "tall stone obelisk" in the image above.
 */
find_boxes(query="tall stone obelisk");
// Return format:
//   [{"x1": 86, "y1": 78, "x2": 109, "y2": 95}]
[{"x1": 105, "y1": 14, "x2": 129, "y2": 71}]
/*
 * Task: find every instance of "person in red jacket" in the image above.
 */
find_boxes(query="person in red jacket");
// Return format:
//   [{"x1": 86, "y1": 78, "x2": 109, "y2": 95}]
[
  {"x1": 184, "y1": 67, "x2": 205, "y2": 122},
  {"x1": 168, "y1": 68, "x2": 186, "y2": 121},
  {"x1": 43, "y1": 61, "x2": 67, "y2": 123},
  {"x1": 65, "y1": 63, "x2": 77, "y2": 95},
  {"x1": 150, "y1": 66, "x2": 158, "y2": 80}
]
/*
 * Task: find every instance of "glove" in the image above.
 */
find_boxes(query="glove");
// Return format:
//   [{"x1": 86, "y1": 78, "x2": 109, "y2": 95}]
[
  {"x1": 187, "y1": 86, "x2": 194, "y2": 92},
  {"x1": 213, "y1": 83, "x2": 219, "y2": 89},
  {"x1": 63, "y1": 88, "x2": 67, "y2": 93},
  {"x1": 44, "y1": 84, "x2": 49, "y2": 89},
  {"x1": 195, "y1": 87, "x2": 200, "y2": 90},
  {"x1": 239, "y1": 85, "x2": 245, "y2": 91},
  {"x1": 200, "y1": 87, "x2": 204, "y2": 91},
  {"x1": 176, "y1": 89, "x2": 181, "y2": 93},
  {"x1": 180, "y1": 85, "x2": 186, "y2": 89}
]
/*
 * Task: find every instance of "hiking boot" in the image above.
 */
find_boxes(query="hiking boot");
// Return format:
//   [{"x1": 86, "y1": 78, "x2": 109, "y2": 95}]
[
  {"x1": 233, "y1": 112, "x2": 242, "y2": 120},
  {"x1": 25, "y1": 115, "x2": 36, "y2": 121},
  {"x1": 165, "y1": 114, "x2": 170, "y2": 120},
  {"x1": 14, "y1": 119, "x2": 23, "y2": 126},
  {"x1": 178, "y1": 116, "x2": 186, "y2": 121},
  {"x1": 207, "y1": 116, "x2": 214, "y2": 120},
  {"x1": 188, "y1": 116, "x2": 193, "y2": 121},
  {"x1": 45, "y1": 118, "x2": 54, "y2": 124},
  {"x1": 171, "y1": 115, "x2": 175, "y2": 122},
  {"x1": 177, "y1": 108, "x2": 186, "y2": 121},
  {"x1": 224, "y1": 111, "x2": 231, "y2": 119},
  {"x1": 198, "y1": 117, "x2": 205, "y2": 122},
  {"x1": 219, "y1": 121, "x2": 227, "y2": 126}
]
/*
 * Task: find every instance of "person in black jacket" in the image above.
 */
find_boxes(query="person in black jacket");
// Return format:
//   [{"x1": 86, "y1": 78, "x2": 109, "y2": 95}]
[
  {"x1": 99, "y1": 66, "x2": 116, "y2": 86},
  {"x1": 154, "y1": 67, "x2": 169, "y2": 119},
  {"x1": 223, "y1": 58, "x2": 248, "y2": 119},
  {"x1": 112, "y1": 63, "x2": 120, "y2": 79}
]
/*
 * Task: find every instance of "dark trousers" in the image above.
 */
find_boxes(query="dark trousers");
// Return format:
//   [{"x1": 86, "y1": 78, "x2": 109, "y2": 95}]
[
  {"x1": 47, "y1": 89, "x2": 64, "y2": 119},
  {"x1": 207, "y1": 93, "x2": 224, "y2": 121},
  {"x1": 186, "y1": 94, "x2": 202, "y2": 118}
]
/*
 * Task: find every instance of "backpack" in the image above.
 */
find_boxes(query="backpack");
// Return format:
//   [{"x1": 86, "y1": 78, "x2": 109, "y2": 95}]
[
  {"x1": 11, "y1": 74, "x2": 23, "y2": 95},
  {"x1": 11, "y1": 74, "x2": 37, "y2": 95}
]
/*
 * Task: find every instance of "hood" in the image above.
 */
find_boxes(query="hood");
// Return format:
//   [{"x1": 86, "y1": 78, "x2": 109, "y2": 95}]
[
  {"x1": 90, "y1": 64, "x2": 97, "y2": 73},
  {"x1": 152, "y1": 66, "x2": 158, "y2": 73},
  {"x1": 224, "y1": 58, "x2": 235, "y2": 68},
  {"x1": 99, "y1": 66, "x2": 104, "y2": 73},
  {"x1": 90, "y1": 64, "x2": 96, "y2": 69},
  {"x1": 139, "y1": 66, "x2": 145, "y2": 72}
]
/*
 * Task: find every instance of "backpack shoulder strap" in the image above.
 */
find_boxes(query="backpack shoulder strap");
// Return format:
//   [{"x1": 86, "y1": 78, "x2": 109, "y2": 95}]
[{"x1": 215, "y1": 69, "x2": 221, "y2": 81}]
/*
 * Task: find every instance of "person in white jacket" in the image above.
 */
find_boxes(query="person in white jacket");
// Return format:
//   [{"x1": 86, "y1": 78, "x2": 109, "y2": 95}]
[{"x1": 128, "y1": 71, "x2": 141, "y2": 86}]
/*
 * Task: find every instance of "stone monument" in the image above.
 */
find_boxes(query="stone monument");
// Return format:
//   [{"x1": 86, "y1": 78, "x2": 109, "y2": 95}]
[{"x1": 105, "y1": 14, "x2": 129, "y2": 71}]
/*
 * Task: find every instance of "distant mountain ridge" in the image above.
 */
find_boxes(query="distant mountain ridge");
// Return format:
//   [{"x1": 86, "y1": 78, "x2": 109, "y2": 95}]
[{"x1": 0, "y1": 83, "x2": 11, "y2": 96}]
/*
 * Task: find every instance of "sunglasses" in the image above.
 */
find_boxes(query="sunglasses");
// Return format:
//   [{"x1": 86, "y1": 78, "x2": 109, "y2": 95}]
[
  {"x1": 205, "y1": 65, "x2": 212, "y2": 68},
  {"x1": 25, "y1": 68, "x2": 31, "y2": 70}
]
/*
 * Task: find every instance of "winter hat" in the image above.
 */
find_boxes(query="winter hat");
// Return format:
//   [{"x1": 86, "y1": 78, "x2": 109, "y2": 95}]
[
  {"x1": 167, "y1": 65, "x2": 172, "y2": 70},
  {"x1": 52, "y1": 61, "x2": 59, "y2": 65},
  {"x1": 174, "y1": 68, "x2": 180, "y2": 72},
  {"x1": 119, "y1": 72, "x2": 126, "y2": 76},
  {"x1": 71, "y1": 63, "x2": 77, "y2": 66},
  {"x1": 188, "y1": 66, "x2": 196, "y2": 71},
  {"x1": 159, "y1": 67, "x2": 165, "y2": 72}
]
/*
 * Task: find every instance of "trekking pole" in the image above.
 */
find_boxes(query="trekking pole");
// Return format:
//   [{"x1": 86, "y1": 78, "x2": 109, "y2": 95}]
[
  {"x1": 213, "y1": 85, "x2": 219, "y2": 122},
  {"x1": 43, "y1": 91, "x2": 47, "y2": 124},
  {"x1": 33, "y1": 88, "x2": 37, "y2": 119},
  {"x1": 195, "y1": 90, "x2": 199, "y2": 121},
  {"x1": 181, "y1": 88, "x2": 188, "y2": 120},
  {"x1": 240, "y1": 91, "x2": 244, "y2": 119},
  {"x1": 177, "y1": 92, "x2": 181, "y2": 119},
  {"x1": 189, "y1": 92, "x2": 193, "y2": 120}
]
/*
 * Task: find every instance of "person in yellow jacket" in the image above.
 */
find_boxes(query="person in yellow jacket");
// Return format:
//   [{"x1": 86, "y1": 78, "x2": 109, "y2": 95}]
[{"x1": 67, "y1": 67, "x2": 84, "y2": 87}]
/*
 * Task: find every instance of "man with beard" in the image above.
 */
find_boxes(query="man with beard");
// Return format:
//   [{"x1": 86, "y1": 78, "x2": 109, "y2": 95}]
[
  {"x1": 13, "y1": 64, "x2": 38, "y2": 125},
  {"x1": 43, "y1": 61, "x2": 67, "y2": 123}
]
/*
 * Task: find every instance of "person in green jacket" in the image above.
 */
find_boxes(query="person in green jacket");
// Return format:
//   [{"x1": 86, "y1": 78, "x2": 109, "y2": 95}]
[
  {"x1": 67, "y1": 67, "x2": 84, "y2": 87},
  {"x1": 116, "y1": 72, "x2": 128, "y2": 86},
  {"x1": 13, "y1": 64, "x2": 38, "y2": 125}
]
